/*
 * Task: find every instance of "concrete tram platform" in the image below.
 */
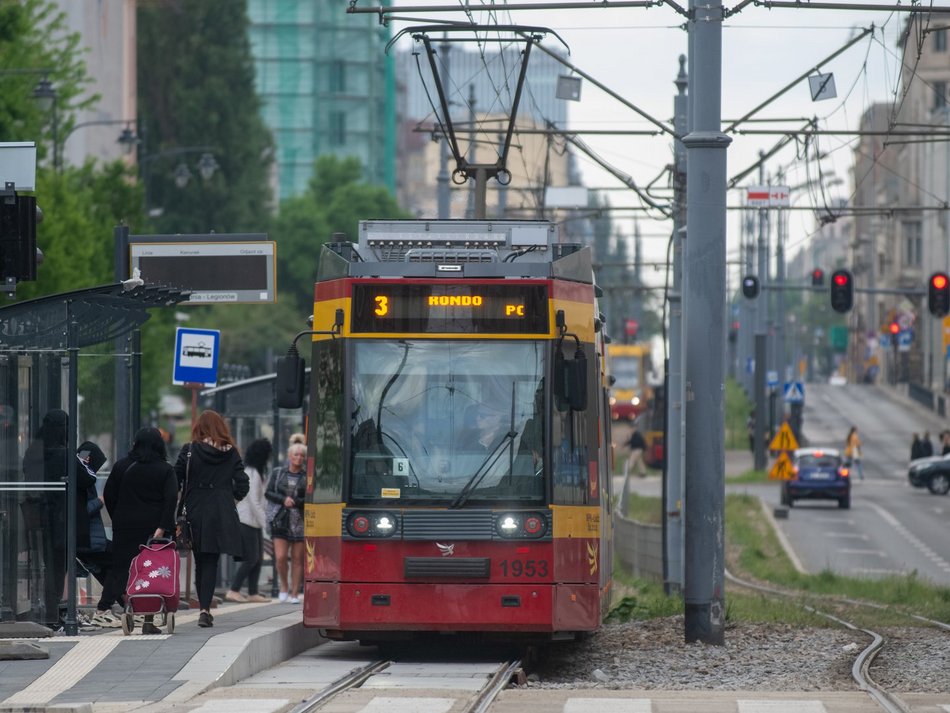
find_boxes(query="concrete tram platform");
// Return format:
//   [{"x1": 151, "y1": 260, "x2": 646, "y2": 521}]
[{"x1": 0, "y1": 601, "x2": 324, "y2": 713}]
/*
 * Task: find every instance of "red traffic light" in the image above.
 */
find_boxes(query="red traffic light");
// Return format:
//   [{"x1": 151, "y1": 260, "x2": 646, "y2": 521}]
[
  {"x1": 889, "y1": 322, "x2": 900, "y2": 335},
  {"x1": 833, "y1": 273, "x2": 849, "y2": 287},
  {"x1": 932, "y1": 274, "x2": 948, "y2": 290},
  {"x1": 811, "y1": 268, "x2": 824, "y2": 286}
]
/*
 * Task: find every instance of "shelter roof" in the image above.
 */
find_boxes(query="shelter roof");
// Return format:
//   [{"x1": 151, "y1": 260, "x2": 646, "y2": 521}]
[{"x1": 0, "y1": 283, "x2": 190, "y2": 350}]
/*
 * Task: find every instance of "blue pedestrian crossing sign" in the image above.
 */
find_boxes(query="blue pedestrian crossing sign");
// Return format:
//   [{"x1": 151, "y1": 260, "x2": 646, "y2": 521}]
[
  {"x1": 173, "y1": 327, "x2": 220, "y2": 386},
  {"x1": 782, "y1": 381, "x2": 805, "y2": 403}
]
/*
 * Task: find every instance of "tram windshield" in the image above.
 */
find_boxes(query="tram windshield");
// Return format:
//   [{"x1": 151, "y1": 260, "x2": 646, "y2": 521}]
[{"x1": 349, "y1": 340, "x2": 545, "y2": 502}]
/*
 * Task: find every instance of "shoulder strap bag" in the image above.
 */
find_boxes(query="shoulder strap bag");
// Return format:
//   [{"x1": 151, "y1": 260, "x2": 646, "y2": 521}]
[{"x1": 174, "y1": 444, "x2": 194, "y2": 550}]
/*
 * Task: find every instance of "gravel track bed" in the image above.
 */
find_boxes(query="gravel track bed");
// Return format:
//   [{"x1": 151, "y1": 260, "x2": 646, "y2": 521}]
[{"x1": 530, "y1": 617, "x2": 950, "y2": 693}]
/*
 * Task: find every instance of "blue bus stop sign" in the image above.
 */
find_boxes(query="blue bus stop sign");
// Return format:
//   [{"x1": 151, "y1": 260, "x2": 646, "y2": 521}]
[{"x1": 173, "y1": 327, "x2": 220, "y2": 386}]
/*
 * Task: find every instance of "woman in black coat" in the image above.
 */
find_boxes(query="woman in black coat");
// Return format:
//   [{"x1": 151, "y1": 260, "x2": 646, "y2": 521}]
[
  {"x1": 174, "y1": 410, "x2": 249, "y2": 628},
  {"x1": 103, "y1": 427, "x2": 178, "y2": 634}
]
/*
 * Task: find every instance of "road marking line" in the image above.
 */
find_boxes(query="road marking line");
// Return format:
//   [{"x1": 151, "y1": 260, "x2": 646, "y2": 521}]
[
  {"x1": 187, "y1": 700, "x2": 289, "y2": 713},
  {"x1": 837, "y1": 549, "x2": 886, "y2": 556},
  {"x1": 759, "y1": 498, "x2": 807, "y2": 574},
  {"x1": 823, "y1": 532, "x2": 867, "y2": 539},
  {"x1": 565, "y1": 699, "x2": 651, "y2": 712},
  {"x1": 738, "y1": 700, "x2": 827, "y2": 712},
  {"x1": 357, "y1": 697, "x2": 456, "y2": 713},
  {"x1": 866, "y1": 501, "x2": 950, "y2": 573}
]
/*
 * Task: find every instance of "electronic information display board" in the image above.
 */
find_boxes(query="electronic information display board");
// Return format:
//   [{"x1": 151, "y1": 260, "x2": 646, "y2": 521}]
[
  {"x1": 349, "y1": 282, "x2": 549, "y2": 334},
  {"x1": 129, "y1": 241, "x2": 276, "y2": 303}
]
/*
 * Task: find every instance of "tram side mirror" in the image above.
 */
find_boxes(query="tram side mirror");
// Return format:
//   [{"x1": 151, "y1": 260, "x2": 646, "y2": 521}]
[
  {"x1": 566, "y1": 350, "x2": 588, "y2": 412},
  {"x1": 276, "y1": 352, "x2": 305, "y2": 409}
]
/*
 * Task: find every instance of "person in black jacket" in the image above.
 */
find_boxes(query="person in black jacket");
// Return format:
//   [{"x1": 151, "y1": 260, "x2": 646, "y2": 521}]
[
  {"x1": 264, "y1": 438, "x2": 307, "y2": 603},
  {"x1": 175, "y1": 410, "x2": 249, "y2": 628},
  {"x1": 104, "y1": 427, "x2": 178, "y2": 634},
  {"x1": 22, "y1": 409, "x2": 99, "y2": 628}
]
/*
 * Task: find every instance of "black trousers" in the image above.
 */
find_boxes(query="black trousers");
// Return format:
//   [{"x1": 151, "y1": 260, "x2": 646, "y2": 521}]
[
  {"x1": 193, "y1": 551, "x2": 220, "y2": 611},
  {"x1": 230, "y1": 525, "x2": 263, "y2": 595}
]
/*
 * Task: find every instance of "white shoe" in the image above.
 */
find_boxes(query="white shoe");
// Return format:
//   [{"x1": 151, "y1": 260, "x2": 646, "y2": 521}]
[
  {"x1": 287, "y1": 597, "x2": 300, "y2": 604},
  {"x1": 278, "y1": 591, "x2": 288, "y2": 602}
]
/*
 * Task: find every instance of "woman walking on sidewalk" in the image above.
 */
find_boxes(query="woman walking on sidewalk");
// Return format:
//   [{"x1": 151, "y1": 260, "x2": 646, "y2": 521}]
[
  {"x1": 226, "y1": 438, "x2": 272, "y2": 603},
  {"x1": 175, "y1": 410, "x2": 249, "y2": 628}
]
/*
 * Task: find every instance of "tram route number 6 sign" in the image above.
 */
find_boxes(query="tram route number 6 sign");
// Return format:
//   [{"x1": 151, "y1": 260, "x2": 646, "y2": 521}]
[{"x1": 173, "y1": 327, "x2": 221, "y2": 387}]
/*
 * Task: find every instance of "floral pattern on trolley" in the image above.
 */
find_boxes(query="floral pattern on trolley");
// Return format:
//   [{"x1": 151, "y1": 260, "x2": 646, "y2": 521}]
[{"x1": 133, "y1": 559, "x2": 174, "y2": 592}]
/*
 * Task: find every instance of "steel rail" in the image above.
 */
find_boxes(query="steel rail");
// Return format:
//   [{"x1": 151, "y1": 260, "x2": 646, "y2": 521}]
[
  {"x1": 724, "y1": 568, "x2": 916, "y2": 713},
  {"x1": 289, "y1": 659, "x2": 391, "y2": 713},
  {"x1": 464, "y1": 659, "x2": 523, "y2": 713}
]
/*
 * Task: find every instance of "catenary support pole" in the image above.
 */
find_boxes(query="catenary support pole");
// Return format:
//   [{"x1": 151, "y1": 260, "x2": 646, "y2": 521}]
[
  {"x1": 665, "y1": 54, "x2": 687, "y2": 595},
  {"x1": 683, "y1": 0, "x2": 729, "y2": 645},
  {"x1": 753, "y1": 155, "x2": 768, "y2": 470}
]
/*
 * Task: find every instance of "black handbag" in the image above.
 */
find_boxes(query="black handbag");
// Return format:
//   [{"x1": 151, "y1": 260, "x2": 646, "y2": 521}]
[
  {"x1": 271, "y1": 506, "x2": 290, "y2": 536},
  {"x1": 175, "y1": 445, "x2": 194, "y2": 550}
]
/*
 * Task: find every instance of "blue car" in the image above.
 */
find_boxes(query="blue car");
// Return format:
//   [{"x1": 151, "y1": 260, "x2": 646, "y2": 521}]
[{"x1": 781, "y1": 448, "x2": 851, "y2": 509}]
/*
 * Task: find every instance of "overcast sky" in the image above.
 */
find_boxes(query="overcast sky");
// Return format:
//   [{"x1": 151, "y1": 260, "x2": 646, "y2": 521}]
[{"x1": 384, "y1": 1, "x2": 917, "y2": 277}]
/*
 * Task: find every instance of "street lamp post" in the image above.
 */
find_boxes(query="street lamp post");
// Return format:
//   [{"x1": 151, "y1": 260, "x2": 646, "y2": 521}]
[
  {"x1": 60, "y1": 118, "x2": 139, "y2": 166},
  {"x1": 139, "y1": 146, "x2": 218, "y2": 217},
  {"x1": 31, "y1": 77, "x2": 58, "y2": 171}
]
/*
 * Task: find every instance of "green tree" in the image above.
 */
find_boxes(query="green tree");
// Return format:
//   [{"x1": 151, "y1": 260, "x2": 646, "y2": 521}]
[
  {"x1": 136, "y1": 0, "x2": 273, "y2": 234},
  {"x1": 274, "y1": 155, "x2": 410, "y2": 310},
  {"x1": 0, "y1": 0, "x2": 94, "y2": 163}
]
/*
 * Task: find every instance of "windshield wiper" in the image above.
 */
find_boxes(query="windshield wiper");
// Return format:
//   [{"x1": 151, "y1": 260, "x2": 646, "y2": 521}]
[
  {"x1": 449, "y1": 428, "x2": 518, "y2": 509},
  {"x1": 451, "y1": 383, "x2": 518, "y2": 509}
]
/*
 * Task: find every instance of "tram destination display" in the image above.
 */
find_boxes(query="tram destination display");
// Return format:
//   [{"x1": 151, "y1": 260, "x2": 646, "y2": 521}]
[{"x1": 350, "y1": 282, "x2": 549, "y2": 334}]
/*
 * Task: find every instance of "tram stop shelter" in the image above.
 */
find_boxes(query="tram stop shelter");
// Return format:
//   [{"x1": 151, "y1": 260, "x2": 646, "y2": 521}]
[{"x1": 0, "y1": 282, "x2": 189, "y2": 635}]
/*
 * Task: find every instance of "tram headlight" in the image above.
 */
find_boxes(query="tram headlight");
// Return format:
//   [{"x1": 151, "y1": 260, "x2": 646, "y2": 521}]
[
  {"x1": 495, "y1": 512, "x2": 547, "y2": 539},
  {"x1": 631, "y1": 396, "x2": 640, "y2": 406},
  {"x1": 346, "y1": 511, "x2": 399, "y2": 538}
]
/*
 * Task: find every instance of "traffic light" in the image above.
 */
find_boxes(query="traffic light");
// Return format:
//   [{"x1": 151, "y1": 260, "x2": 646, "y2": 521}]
[
  {"x1": 928, "y1": 272, "x2": 950, "y2": 317},
  {"x1": 829, "y1": 269, "x2": 853, "y2": 313},
  {"x1": 888, "y1": 321, "x2": 900, "y2": 336},
  {"x1": 741, "y1": 274, "x2": 759, "y2": 299},
  {"x1": 811, "y1": 268, "x2": 825, "y2": 286}
]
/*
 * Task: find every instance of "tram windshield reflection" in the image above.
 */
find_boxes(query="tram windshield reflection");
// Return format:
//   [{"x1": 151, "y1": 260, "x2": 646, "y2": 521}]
[{"x1": 349, "y1": 340, "x2": 545, "y2": 502}]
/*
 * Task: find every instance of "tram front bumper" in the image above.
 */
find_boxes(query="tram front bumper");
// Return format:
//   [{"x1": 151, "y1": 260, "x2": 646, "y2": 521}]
[{"x1": 303, "y1": 581, "x2": 600, "y2": 633}]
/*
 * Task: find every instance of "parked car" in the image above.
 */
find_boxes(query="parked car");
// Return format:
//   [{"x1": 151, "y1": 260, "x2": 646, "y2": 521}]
[
  {"x1": 907, "y1": 455, "x2": 950, "y2": 495},
  {"x1": 782, "y1": 447, "x2": 851, "y2": 509}
]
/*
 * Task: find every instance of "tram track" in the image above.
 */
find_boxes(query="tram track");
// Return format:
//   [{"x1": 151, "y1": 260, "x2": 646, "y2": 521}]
[
  {"x1": 725, "y1": 566, "x2": 949, "y2": 713},
  {"x1": 287, "y1": 655, "x2": 523, "y2": 713}
]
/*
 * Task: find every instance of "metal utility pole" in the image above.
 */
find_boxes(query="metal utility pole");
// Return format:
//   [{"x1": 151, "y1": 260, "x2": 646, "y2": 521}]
[
  {"x1": 465, "y1": 83, "x2": 476, "y2": 219},
  {"x1": 753, "y1": 154, "x2": 768, "y2": 471},
  {"x1": 665, "y1": 55, "x2": 687, "y2": 595},
  {"x1": 437, "y1": 36, "x2": 450, "y2": 219},
  {"x1": 775, "y1": 173, "x2": 787, "y2": 423},
  {"x1": 114, "y1": 226, "x2": 131, "y2": 461},
  {"x1": 683, "y1": 0, "x2": 729, "y2": 645}
]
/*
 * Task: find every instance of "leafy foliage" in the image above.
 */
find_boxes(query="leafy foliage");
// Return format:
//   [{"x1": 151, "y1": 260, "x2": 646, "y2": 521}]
[
  {"x1": 136, "y1": 0, "x2": 273, "y2": 233},
  {"x1": 0, "y1": 0, "x2": 95, "y2": 164},
  {"x1": 273, "y1": 155, "x2": 410, "y2": 310}
]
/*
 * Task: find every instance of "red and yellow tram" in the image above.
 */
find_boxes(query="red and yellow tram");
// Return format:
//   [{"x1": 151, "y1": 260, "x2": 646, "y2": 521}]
[{"x1": 276, "y1": 220, "x2": 613, "y2": 642}]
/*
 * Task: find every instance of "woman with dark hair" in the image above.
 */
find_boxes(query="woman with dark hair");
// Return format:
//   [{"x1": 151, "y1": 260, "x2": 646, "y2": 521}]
[
  {"x1": 103, "y1": 427, "x2": 178, "y2": 635},
  {"x1": 174, "y1": 410, "x2": 249, "y2": 628},
  {"x1": 226, "y1": 438, "x2": 272, "y2": 603}
]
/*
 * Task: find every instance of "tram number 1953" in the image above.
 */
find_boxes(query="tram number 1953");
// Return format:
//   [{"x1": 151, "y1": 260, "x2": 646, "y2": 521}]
[{"x1": 498, "y1": 559, "x2": 548, "y2": 577}]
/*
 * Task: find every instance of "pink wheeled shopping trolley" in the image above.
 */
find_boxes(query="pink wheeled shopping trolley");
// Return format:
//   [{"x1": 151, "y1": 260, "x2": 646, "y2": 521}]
[{"x1": 122, "y1": 537, "x2": 180, "y2": 635}]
